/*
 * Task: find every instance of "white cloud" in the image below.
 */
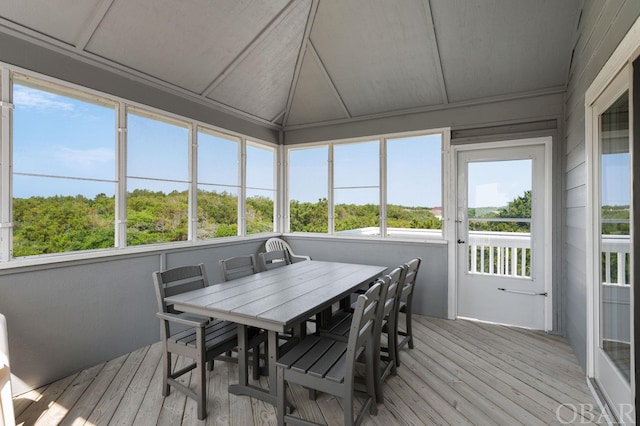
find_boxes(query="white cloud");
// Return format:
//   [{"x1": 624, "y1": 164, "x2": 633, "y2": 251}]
[
  {"x1": 13, "y1": 86, "x2": 75, "y2": 112},
  {"x1": 55, "y1": 147, "x2": 114, "y2": 170}
]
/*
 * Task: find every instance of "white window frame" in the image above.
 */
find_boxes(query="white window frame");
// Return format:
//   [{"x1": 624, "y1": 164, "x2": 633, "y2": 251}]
[
  {"x1": 284, "y1": 128, "x2": 451, "y2": 240},
  {"x1": 0, "y1": 63, "x2": 279, "y2": 266}
]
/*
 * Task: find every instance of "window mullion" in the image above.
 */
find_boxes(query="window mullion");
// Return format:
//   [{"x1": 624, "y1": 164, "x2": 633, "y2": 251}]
[
  {"x1": 0, "y1": 69, "x2": 13, "y2": 261},
  {"x1": 380, "y1": 138, "x2": 387, "y2": 238},
  {"x1": 277, "y1": 139, "x2": 285, "y2": 233},
  {"x1": 116, "y1": 103, "x2": 127, "y2": 248},
  {"x1": 239, "y1": 138, "x2": 246, "y2": 236},
  {"x1": 188, "y1": 124, "x2": 197, "y2": 241},
  {"x1": 328, "y1": 145, "x2": 334, "y2": 234}
]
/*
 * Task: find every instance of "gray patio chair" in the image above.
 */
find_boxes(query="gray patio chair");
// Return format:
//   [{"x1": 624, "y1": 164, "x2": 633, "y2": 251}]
[
  {"x1": 258, "y1": 249, "x2": 291, "y2": 271},
  {"x1": 276, "y1": 281, "x2": 383, "y2": 426},
  {"x1": 396, "y1": 257, "x2": 422, "y2": 364},
  {"x1": 265, "y1": 237, "x2": 310, "y2": 263},
  {"x1": 152, "y1": 264, "x2": 240, "y2": 420},
  {"x1": 219, "y1": 254, "x2": 258, "y2": 282},
  {"x1": 320, "y1": 265, "x2": 406, "y2": 403}
]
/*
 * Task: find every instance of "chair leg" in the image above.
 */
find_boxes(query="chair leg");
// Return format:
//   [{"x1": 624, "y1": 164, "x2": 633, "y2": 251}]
[
  {"x1": 388, "y1": 329, "x2": 398, "y2": 376},
  {"x1": 196, "y1": 330, "x2": 207, "y2": 420},
  {"x1": 162, "y1": 349, "x2": 171, "y2": 396},
  {"x1": 252, "y1": 342, "x2": 260, "y2": 380},
  {"x1": 277, "y1": 367, "x2": 286, "y2": 425},
  {"x1": 344, "y1": 387, "x2": 355, "y2": 426},
  {"x1": 406, "y1": 306, "x2": 414, "y2": 349}
]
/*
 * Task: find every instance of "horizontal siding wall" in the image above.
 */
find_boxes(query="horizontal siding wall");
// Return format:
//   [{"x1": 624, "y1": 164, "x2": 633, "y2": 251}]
[
  {"x1": 563, "y1": 0, "x2": 640, "y2": 369},
  {"x1": 0, "y1": 238, "x2": 269, "y2": 395},
  {"x1": 284, "y1": 235, "x2": 448, "y2": 318}
]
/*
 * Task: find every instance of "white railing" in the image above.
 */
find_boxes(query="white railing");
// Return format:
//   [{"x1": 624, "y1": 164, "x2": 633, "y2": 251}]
[
  {"x1": 601, "y1": 234, "x2": 630, "y2": 286},
  {"x1": 467, "y1": 231, "x2": 531, "y2": 278},
  {"x1": 336, "y1": 226, "x2": 630, "y2": 285}
]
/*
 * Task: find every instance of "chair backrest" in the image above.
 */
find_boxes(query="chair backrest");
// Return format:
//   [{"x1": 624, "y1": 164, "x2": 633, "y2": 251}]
[
  {"x1": 219, "y1": 254, "x2": 258, "y2": 282},
  {"x1": 265, "y1": 237, "x2": 290, "y2": 253},
  {"x1": 258, "y1": 249, "x2": 291, "y2": 271},
  {"x1": 401, "y1": 257, "x2": 422, "y2": 303},
  {"x1": 152, "y1": 264, "x2": 208, "y2": 314},
  {"x1": 384, "y1": 266, "x2": 407, "y2": 323},
  {"x1": 346, "y1": 280, "x2": 383, "y2": 372}
]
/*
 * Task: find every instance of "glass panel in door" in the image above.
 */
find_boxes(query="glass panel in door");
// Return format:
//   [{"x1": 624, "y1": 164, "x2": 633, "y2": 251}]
[
  {"x1": 599, "y1": 92, "x2": 631, "y2": 383},
  {"x1": 467, "y1": 160, "x2": 532, "y2": 278}
]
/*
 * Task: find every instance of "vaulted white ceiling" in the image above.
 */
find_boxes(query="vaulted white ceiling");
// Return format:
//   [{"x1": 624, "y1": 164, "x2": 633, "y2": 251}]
[{"x1": 0, "y1": 0, "x2": 581, "y2": 129}]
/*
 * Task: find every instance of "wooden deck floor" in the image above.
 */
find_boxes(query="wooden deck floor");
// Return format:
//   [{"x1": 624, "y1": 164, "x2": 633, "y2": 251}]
[{"x1": 13, "y1": 316, "x2": 603, "y2": 425}]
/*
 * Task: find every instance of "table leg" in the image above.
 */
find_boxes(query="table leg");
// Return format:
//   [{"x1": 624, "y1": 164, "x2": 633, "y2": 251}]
[
  {"x1": 229, "y1": 328, "x2": 294, "y2": 412},
  {"x1": 268, "y1": 330, "x2": 278, "y2": 397},
  {"x1": 237, "y1": 324, "x2": 249, "y2": 386}
]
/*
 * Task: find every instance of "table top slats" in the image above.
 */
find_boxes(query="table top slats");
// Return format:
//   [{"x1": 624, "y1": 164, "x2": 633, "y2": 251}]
[{"x1": 165, "y1": 261, "x2": 386, "y2": 333}]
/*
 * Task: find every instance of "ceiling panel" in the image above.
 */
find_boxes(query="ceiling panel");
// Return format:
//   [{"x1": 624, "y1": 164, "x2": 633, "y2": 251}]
[
  {"x1": 310, "y1": 0, "x2": 444, "y2": 117},
  {"x1": 431, "y1": 0, "x2": 580, "y2": 102},
  {"x1": 286, "y1": 48, "x2": 350, "y2": 126},
  {"x1": 0, "y1": 0, "x2": 103, "y2": 45},
  {"x1": 85, "y1": 0, "x2": 290, "y2": 93},
  {"x1": 208, "y1": 0, "x2": 311, "y2": 122},
  {"x1": 0, "y1": 0, "x2": 583, "y2": 129}
]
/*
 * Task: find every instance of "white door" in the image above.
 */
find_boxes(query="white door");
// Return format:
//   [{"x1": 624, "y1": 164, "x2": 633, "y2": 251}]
[
  {"x1": 456, "y1": 143, "x2": 548, "y2": 330},
  {"x1": 590, "y1": 69, "x2": 634, "y2": 423}
]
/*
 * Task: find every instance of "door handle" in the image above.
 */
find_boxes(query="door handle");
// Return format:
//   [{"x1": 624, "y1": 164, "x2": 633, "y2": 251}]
[{"x1": 457, "y1": 239, "x2": 465, "y2": 244}]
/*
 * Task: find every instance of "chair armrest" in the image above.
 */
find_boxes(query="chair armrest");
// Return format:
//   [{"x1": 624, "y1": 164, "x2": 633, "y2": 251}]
[
  {"x1": 156, "y1": 312, "x2": 208, "y2": 328},
  {"x1": 290, "y1": 254, "x2": 311, "y2": 263}
]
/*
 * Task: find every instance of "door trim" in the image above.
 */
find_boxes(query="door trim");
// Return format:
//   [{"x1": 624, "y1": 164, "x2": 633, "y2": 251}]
[
  {"x1": 448, "y1": 137, "x2": 553, "y2": 331},
  {"x1": 584, "y1": 14, "x2": 640, "y2": 424}
]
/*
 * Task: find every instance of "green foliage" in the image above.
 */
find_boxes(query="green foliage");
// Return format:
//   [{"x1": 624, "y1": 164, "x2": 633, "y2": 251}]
[
  {"x1": 290, "y1": 198, "x2": 328, "y2": 233},
  {"x1": 13, "y1": 190, "x2": 448, "y2": 257},
  {"x1": 601, "y1": 205, "x2": 630, "y2": 235},
  {"x1": 13, "y1": 194, "x2": 115, "y2": 256},
  {"x1": 12, "y1": 189, "x2": 274, "y2": 257},
  {"x1": 468, "y1": 190, "x2": 532, "y2": 233}
]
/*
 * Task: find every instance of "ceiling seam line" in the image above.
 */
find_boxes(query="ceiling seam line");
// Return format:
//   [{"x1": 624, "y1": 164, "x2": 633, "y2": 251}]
[
  {"x1": 422, "y1": 0, "x2": 448, "y2": 104},
  {"x1": 74, "y1": 0, "x2": 115, "y2": 50},
  {"x1": 270, "y1": 109, "x2": 286, "y2": 124},
  {"x1": 308, "y1": 40, "x2": 351, "y2": 119},
  {"x1": 283, "y1": 85, "x2": 567, "y2": 132},
  {"x1": 282, "y1": 0, "x2": 320, "y2": 127},
  {"x1": 200, "y1": 0, "x2": 298, "y2": 98},
  {"x1": 0, "y1": 21, "x2": 279, "y2": 129}
]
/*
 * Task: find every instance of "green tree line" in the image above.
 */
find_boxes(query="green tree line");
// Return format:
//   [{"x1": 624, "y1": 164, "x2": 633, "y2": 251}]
[{"x1": 13, "y1": 191, "x2": 444, "y2": 257}]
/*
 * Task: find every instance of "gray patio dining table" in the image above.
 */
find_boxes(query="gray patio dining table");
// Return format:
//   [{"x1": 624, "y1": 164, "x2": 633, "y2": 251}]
[{"x1": 164, "y1": 259, "x2": 387, "y2": 406}]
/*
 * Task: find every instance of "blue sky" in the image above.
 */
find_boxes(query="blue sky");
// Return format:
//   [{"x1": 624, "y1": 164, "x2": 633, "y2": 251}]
[{"x1": 467, "y1": 159, "x2": 531, "y2": 208}]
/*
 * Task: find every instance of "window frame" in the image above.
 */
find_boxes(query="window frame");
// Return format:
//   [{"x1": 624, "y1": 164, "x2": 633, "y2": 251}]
[
  {"x1": 0, "y1": 65, "x2": 280, "y2": 265},
  {"x1": 284, "y1": 129, "x2": 451, "y2": 241}
]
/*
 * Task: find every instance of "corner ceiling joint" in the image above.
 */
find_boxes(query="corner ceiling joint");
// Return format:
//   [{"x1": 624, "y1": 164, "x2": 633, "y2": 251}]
[
  {"x1": 74, "y1": 0, "x2": 115, "y2": 50},
  {"x1": 282, "y1": 0, "x2": 320, "y2": 127},
  {"x1": 422, "y1": 0, "x2": 449, "y2": 104},
  {"x1": 200, "y1": 0, "x2": 299, "y2": 98}
]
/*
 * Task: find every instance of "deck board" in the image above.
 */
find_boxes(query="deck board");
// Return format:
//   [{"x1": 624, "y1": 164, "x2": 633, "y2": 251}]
[{"x1": 13, "y1": 316, "x2": 602, "y2": 425}]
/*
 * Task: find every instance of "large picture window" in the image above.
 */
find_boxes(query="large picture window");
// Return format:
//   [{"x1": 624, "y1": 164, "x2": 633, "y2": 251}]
[
  {"x1": 286, "y1": 131, "x2": 445, "y2": 238},
  {"x1": 386, "y1": 134, "x2": 442, "y2": 236},
  {"x1": 0, "y1": 70, "x2": 279, "y2": 262},
  {"x1": 245, "y1": 142, "x2": 275, "y2": 235},
  {"x1": 12, "y1": 79, "x2": 117, "y2": 256},
  {"x1": 126, "y1": 109, "x2": 189, "y2": 246},
  {"x1": 197, "y1": 129, "x2": 240, "y2": 238},
  {"x1": 334, "y1": 141, "x2": 380, "y2": 234},
  {"x1": 288, "y1": 146, "x2": 328, "y2": 233}
]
